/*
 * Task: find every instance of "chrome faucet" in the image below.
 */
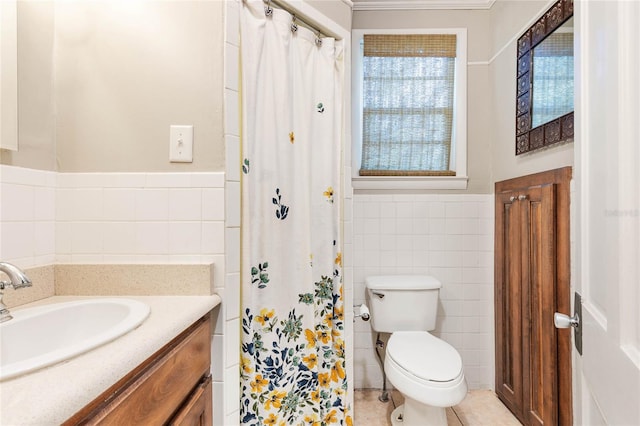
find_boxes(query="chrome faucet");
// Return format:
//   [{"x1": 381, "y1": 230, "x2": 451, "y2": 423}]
[{"x1": 0, "y1": 262, "x2": 32, "y2": 323}]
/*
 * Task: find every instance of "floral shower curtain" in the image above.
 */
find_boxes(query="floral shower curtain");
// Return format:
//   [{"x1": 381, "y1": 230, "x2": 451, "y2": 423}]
[{"x1": 240, "y1": 1, "x2": 350, "y2": 426}]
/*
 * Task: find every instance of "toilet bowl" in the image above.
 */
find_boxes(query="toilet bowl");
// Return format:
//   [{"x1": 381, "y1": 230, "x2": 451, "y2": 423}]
[
  {"x1": 365, "y1": 275, "x2": 468, "y2": 426},
  {"x1": 385, "y1": 331, "x2": 467, "y2": 426}
]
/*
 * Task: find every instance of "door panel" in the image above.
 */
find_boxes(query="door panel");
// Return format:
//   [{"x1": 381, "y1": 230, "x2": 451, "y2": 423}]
[
  {"x1": 495, "y1": 192, "x2": 523, "y2": 417},
  {"x1": 521, "y1": 185, "x2": 557, "y2": 426}
]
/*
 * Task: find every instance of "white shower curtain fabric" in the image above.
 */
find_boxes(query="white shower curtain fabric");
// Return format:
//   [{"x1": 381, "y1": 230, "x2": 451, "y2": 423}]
[{"x1": 240, "y1": 2, "x2": 350, "y2": 426}]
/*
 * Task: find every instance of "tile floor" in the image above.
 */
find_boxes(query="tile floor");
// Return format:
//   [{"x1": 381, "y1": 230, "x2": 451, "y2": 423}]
[{"x1": 354, "y1": 389, "x2": 522, "y2": 425}]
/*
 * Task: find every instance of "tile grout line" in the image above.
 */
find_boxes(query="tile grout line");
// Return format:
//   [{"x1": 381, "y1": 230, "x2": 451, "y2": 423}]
[{"x1": 452, "y1": 405, "x2": 466, "y2": 426}]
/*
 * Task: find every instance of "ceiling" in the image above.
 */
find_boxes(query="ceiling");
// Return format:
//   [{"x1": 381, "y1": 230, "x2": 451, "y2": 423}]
[{"x1": 351, "y1": 0, "x2": 496, "y2": 11}]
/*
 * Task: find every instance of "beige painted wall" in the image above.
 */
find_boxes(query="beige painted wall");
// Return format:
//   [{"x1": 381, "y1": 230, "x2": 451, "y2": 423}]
[
  {"x1": 54, "y1": 1, "x2": 224, "y2": 172},
  {"x1": 489, "y1": 0, "x2": 573, "y2": 184},
  {"x1": 307, "y1": 0, "x2": 352, "y2": 31},
  {"x1": 353, "y1": 9, "x2": 493, "y2": 193},
  {"x1": 2, "y1": 1, "x2": 225, "y2": 173}
]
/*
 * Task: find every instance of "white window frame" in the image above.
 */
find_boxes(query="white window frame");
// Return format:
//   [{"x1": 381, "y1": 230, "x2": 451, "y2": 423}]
[{"x1": 351, "y1": 28, "x2": 468, "y2": 190}]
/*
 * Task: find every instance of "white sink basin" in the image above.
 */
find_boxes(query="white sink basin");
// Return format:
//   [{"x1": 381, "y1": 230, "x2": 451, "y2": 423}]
[{"x1": 0, "y1": 298, "x2": 150, "y2": 381}]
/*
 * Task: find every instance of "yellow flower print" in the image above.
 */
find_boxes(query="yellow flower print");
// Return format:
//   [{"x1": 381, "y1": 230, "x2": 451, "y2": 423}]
[
  {"x1": 289, "y1": 131, "x2": 295, "y2": 144},
  {"x1": 255, "y1": 308, "x2": 275, "y2": 326},
  {"x1": 241, "y1": 356, "x2": 253, "y2": 374},
  {"x1": 265, "y1": 413, "x2": 278, "y2": 425},
  {"x1": 309, "y1": 253, "x2": 314, "y2": 267},
  {"x1": 334, "y1": 252, "x2": 342, "y2": 267},
  {"x1": 250, "y1": 374, "x2": 269, "y2": 393},
  {"x1": 324, "y1": 312, "x2": 334, "y2": 328},
  {"x1": 310, "y1": 389, "x2": 321, "y2": 403},
  {"x1": 265, "y1": 390, "x2": 286, "y2": 410},
  {"x1": 330, "y1": 360, "x2": 346, "y2": 382},
  {"x1": 303, "y1": 352, "x2": 318, "y2": 369},
  {"x1": 318, "y1": 372, "x2": 331, "y2": 387},
  {"x1": 323, "y1": 186, "x2": 334, "y2": 203},
  {"x1": 304, "y1": 414, "x2": 321, "y2": 426},
  {"x1": 324, "y1": 409, "x2": 338, "y2": 424},
  {"x1": 334, "y1": 305, "x2": 344, "y2": 321},
  {"x1": 317, "y1": 329, "x2": 331, "y2": 344},
  {"x1": 333, "y1": 338, "x2": 345, "y2": 358},
  {"x1": 339, "y1": 285, "x2": 344, "y2": 300},
  {"x1": 346, "y1": 415, "x2": 353, "y2": 426},
  {"x1": 334, "y1": 387, "x2": 344, "y2": 396},
  {"x1": 305, "y1": 328, "x2": 317, "y2": 348}
]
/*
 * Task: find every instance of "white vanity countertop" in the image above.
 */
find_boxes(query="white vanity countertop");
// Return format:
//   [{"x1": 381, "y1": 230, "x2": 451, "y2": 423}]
[{"x1": 0, "y1": 294, "x2": 221, "y2": 425}]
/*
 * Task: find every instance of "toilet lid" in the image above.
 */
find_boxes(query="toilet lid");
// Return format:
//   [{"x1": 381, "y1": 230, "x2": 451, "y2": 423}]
[{"x1": 387, "y1": 331, "x2": 462, "y2": 383}]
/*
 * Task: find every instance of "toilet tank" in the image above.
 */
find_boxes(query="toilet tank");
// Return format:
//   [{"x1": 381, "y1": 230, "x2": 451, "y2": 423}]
[{"x1": 365, "y1": 275, "x2": 442, "y2": 333}]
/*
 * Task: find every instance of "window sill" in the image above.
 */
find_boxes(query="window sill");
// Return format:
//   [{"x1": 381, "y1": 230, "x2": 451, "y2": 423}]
[{"x1": 351, "y1": 175, "x2": 468, "y2": 190}]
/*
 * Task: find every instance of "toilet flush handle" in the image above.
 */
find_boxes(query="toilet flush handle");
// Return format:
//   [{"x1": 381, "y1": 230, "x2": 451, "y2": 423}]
[{"x1": 371, "y1": 291, "x2": 385, "y2": 299}]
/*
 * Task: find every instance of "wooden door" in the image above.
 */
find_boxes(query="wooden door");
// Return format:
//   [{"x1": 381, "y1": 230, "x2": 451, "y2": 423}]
[{"x1": 495, "y1": 167, "x2": 571, "y2": 426}]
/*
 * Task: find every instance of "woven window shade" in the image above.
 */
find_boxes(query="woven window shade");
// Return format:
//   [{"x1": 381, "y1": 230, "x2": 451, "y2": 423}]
[
  {"x1": 360, "y1": 34, "x2": 457, "y2": 176},
  {"x1": 363, "y1": 34, "x2": 457, "y2": 58}
]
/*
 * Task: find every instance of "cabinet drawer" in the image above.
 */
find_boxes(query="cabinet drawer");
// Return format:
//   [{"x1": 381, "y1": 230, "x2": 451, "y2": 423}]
[
  {"x1": 169, "y1": 375, "x2": 213, "y2": 426},
  {"x1": 66, "y1": 315, "x2": 211, "y2": 425}
]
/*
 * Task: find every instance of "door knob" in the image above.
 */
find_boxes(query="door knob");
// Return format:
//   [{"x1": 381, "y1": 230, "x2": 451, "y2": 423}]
[
  {"x1": 554, "y1": 312, "x2": 580, "y2": 329},
  {"x1": 555, "y1": 293, "x2": 583, "y2": 355}
]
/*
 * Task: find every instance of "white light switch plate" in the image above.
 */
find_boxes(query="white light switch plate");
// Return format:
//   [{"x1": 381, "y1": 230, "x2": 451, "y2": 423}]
[{"x1": 169, "y1": 125, "x2": 193, "y2": 163}]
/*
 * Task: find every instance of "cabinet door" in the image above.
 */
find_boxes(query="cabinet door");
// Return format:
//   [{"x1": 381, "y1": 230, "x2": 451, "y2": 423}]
[
  {"x1": 65, "y1": 317, "x2": 212, "y2": 426},
  {"x1": 169, "y1": 375, "x2": 213, "y2": 426},
  {"x1": 495, "y1": 190, "x2": 524, "y2": 418},
  {"x1": 520, "y1": 185, "x2": 557, "y2": 426}
]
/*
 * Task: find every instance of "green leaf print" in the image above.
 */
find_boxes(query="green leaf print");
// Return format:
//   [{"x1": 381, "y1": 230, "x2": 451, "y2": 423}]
[
  {"x1": 251, "y1": 262, "x2": 270, "y2": 289},
  {"x1": 273, "y1": 188, "x2": 289, "y2": 220}
]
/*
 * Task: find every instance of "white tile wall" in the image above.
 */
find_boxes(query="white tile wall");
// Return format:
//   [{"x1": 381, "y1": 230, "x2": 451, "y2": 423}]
[
  {"x1": 0, "y1": 166, "x2": 225, "y2": 267},
  {"x1": 352, "y1": 193, "x2": 495, "y2": 390},
  {"x1": 54, "y1": 172, "x2": 225, "y2": 264},
  {"x1": 0, "y1": 165, "x2": 57, "y2": 268},
  {"x1": 222, "y1": 0, "x2": 241, "y2": 424}
]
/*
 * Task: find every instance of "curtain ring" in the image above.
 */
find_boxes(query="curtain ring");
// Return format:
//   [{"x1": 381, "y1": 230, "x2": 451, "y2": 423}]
[
  {"x1": 291, "y1": 15, "x2": 298, "y2": 33},
  {"x1": 264, "y1": 0, "x2": 273, "y2": 17},
  {"x1": 315, "y1": 29, "x2": 323, "y2": 47}
]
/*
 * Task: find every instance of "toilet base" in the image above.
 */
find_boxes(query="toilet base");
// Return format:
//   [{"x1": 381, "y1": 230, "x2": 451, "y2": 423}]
[{"x1": 390, "y1": 398, "x2": 448, "y2": 426}]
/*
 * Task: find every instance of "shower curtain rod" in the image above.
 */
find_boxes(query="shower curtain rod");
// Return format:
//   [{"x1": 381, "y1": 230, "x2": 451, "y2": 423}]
[{"x1": 261, "y1": 0, "x2": 328, "y2": 38}]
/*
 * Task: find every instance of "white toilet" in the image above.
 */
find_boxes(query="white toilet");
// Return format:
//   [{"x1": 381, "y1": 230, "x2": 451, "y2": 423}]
[{"x1": 366, "y1": 275, "x2": 467, "y2": 426}]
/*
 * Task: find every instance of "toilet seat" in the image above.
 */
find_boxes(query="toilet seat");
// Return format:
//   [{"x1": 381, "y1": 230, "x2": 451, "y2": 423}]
[
  {"x1": 387, "y1": 331, "x2": 463, "y2": 384},
  {"x1": 385, "y1": 331, "x2": 467, "y2": 408}
]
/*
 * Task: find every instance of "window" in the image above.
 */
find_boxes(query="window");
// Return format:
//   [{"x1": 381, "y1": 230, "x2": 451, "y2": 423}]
[{"x1": 352, "y1": 29, "x2": 468, "y2": 190}]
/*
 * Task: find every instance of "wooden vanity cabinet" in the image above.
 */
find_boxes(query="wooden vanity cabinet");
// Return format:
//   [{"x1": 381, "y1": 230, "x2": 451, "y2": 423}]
[
  {"x1": 64, "y1": 315, "x2": 212, "y2": 426},
  {"x1": 494, "y1": 167, "x2": 572, "y2": 426}
]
